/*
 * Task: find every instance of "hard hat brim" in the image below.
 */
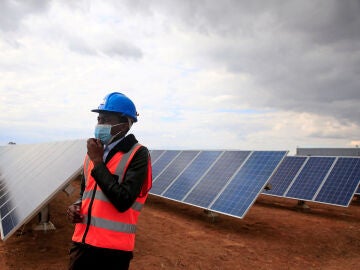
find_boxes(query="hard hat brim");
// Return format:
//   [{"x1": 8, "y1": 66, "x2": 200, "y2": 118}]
[{"x1": 91, "y1": 109, "x2": 137, "y2": 122}]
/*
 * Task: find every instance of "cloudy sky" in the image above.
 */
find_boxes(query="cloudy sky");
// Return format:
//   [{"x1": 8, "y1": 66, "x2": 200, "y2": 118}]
[{"x1": 0, "y1": 0, "x2": 359, "y2": 154}]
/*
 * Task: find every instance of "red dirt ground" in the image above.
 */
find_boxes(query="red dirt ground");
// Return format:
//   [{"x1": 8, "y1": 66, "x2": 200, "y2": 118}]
[{"x1": 1, "y1": 178, "x2": 359, "y2": 270}]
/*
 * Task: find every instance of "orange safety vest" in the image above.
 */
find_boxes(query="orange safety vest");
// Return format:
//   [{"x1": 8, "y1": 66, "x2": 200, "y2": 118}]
[{"x1": 72, "y1": 143, "x2": 152, "y2": 251}]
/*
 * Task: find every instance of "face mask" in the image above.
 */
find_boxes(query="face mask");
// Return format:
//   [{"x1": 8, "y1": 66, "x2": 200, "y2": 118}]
[{"x1": 94, "y1": 123, "x2": 124, "y2": 145}]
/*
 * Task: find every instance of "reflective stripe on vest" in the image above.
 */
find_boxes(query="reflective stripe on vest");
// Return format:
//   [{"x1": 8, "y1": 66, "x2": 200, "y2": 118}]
[
  {"x1": 83, "y1": 156, "x2": 90, "y2": 183},
  {"x1": 114, "y1": 145, "x2": 135, "y2": 182},
  {"x1": 82, "y1": 190, "x2": 144, "y2": 211},
  {"x1": 82, "y1": 215, "x2": 137, "y2": 234}
]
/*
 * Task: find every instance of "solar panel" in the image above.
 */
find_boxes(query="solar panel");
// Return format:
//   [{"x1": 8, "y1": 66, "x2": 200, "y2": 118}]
[
  {"x1": 262, "y1": 156, "x2": 307, "y2": 197},
  {"x1": 314, "y1": 157, "x2": 360, "y2": 206},
  {"x1": 210, "y1": 151, "x2": 287, "y2": 218},
  {"x1": 151, "y1": 151, "x2": 200, "y2": 195},
  {"x1": 151, "y1": 150, "x2": 181, "y2": 179},
  {"x1": 149, "y1": 150, "x2": 165, "y2": 163},
  {"x1": 285, "y1": 157, "x2": 336, "y2": 201},
  {"x1": 162, "y1": 151, "x2": 222, "y2": 201},
  {"x1": 183, "y1": 151, "x2": 251, "y2": 208},
  {"x1": 0, "y1": 140, "x2": 86, "y2": 240}
]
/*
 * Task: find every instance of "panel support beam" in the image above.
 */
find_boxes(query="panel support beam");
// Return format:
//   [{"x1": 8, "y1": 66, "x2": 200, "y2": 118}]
[{"x1": 32, "y1": 204, "x2": 56, "y2": 231}]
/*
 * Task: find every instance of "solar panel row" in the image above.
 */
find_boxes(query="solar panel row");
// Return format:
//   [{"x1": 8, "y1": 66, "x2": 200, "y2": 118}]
[
  {"x1": 150, "y1": 150, "x2": 287, "y2": 219},
  {"x1": 0, "y1": 140, "x2": 86, "y2": 240},
  {"x1": 2, "y1": 140, "x2": 359, "y2": 242},
  {"x1": 262, "y1": 156, "x2": 360, "y2": 207}
]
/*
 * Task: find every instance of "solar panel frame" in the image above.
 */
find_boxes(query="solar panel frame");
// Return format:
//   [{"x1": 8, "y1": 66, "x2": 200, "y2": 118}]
[{"x1": 356, "y1": 186, "x2": 360, "y2": 195}]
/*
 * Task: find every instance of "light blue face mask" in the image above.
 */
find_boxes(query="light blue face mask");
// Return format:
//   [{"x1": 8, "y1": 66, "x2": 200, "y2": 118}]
[
  {"x1": 94, "y1": 124, "x2": 112, "y2": 145},
  {"x1": 94, "y1": 123, "x2": 124, "y2": 145}
]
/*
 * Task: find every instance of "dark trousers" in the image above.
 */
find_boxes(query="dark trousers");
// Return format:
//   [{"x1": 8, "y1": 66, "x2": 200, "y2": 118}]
[{"x1": 69, "y1": 242, "x2": 133, "y2": 270}]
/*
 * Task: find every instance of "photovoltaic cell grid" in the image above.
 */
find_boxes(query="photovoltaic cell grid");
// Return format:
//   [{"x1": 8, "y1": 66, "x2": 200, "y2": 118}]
[
  {"x1": 151, "y1": 150, "x2": 180, "y2": 179},
  {"x1": 162, "y1": 151, "x2": 222, "y2": 201},
  {"x1": 0, "y1": 140, "x2": 86, "y2": 240},
  {"x1": 210, "y1": 151, "x2": 287, "y2": 218},
  {"x1": 149, "y1": 150, "x2": 288, "y2": 219},
  {"x1": 285, "y1": 157, "x2": 335, "y2": 201},
  {"x1": 262, "y1": 156, "x2": 307, "y2": 197},
  {"x1": 149, "y1": 150, "x2": 165, "y2": 164},
  {"x1": 151, "y1": 151, "x2": 200, "y2": 195},
  {"x1": 184, "y1": 151, "x2": 251, "y2": 208},
  {"x1": 314, "y1": 157, "x2": 360, "y2": 206}
]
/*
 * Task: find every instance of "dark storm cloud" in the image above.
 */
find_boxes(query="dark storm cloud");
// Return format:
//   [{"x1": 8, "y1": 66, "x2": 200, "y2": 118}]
[
  {"x1": 280, "y1": 1, "x2": 360, "y2": 46},
  {"x1": 224, "y1": 1, "x2": 360, "y2": 124},
  {"x1": 139, "y1": 0, "x2": 360, "y2": 124}
]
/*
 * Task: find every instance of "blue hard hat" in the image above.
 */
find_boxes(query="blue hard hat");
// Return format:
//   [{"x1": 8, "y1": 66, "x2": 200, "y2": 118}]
[{"x1": 91, "y1": 92, "x2": 138, "y2": 122}]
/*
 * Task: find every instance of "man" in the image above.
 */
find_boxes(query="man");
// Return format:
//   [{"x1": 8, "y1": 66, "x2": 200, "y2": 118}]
[{"x1": 67, "y1": 92, "x2": 152, "y2": 270}]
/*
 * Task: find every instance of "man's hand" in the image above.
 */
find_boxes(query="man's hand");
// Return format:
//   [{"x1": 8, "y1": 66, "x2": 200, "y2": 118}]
[
  {"x1": 67, "y1": 204, "x2": 83, "y2": 223},
  {"x1": 87, "y1": 138, "x2": 104, "y2": 166}
]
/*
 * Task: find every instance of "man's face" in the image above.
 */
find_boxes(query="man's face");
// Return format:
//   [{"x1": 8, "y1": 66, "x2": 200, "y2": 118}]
[{"x1": 97, "y1": 112, "x2": 129, "y2": 136}]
